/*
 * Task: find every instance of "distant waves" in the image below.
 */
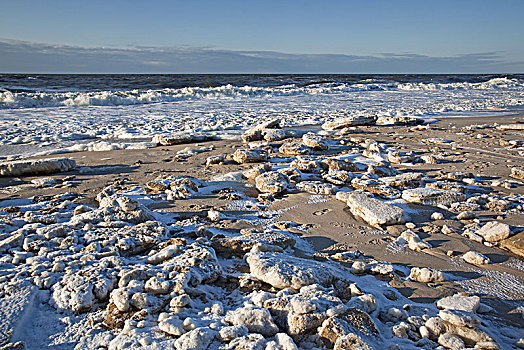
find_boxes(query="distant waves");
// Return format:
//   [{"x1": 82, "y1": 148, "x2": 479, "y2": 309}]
[{"x1": 1, "y1": 76, "x2": 523, "y2": 109}]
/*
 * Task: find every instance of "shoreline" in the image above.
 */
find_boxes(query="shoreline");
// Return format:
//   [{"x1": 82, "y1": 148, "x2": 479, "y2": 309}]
[{"x1": 1, "y1": 111, "x2": 523, "y2": 162}]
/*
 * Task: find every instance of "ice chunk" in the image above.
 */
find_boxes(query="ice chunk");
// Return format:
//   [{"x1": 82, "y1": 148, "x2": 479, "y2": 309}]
[
  {"x1": 318, "y1": 308, "x2": 379, "y2": 348},
  {"x1": 510, "y1": 167, "x2": 524, "y2": 180},
  {"x1": 53, "y1": 269, "x2": 116, "y2": 312},
  {"x1": 225, "y1": 306, "x2": 279, "y2": 336},
  {"x1": 302, "y1": 132, "x2": 328, "y2": 150},
  {"x1": 174, "y1": 327, "x2": 217, "y2": 350},
  {"x1": 438, "y1": 333, "x2": 465, "y2": 349},
  {"x1": 0, "y1": 158, "x2": 76, "y2": 176},
  {"x1": 409, "y1": 267, "x2": 445, "y2": 283},
  {"x1": 462, "y1": 251, "x2": 490, "y2": 265},
  {"x1": 212, "y1": 230, "x2": 295, "y2": 257},
  {"x1": 438, "y1": 309, "x2": 481, "y2": 328},
  {"x1": 255, "y1": 171, "x2": 290, "y2": 195},
  {"x1": 477, "y1": 221, "x2": 511, "y2": 242},
  {"x1": 437, "y1": 293, "x2": 480, "y2": 313},
  {"x1": 246, "y1": 252, "x2": 340, "y2": 289},
  {"x1": 232, "y1": 149, "x2": 267, "y2": 163},
  {"x1": 397, "y1": 230, "x2": 432, "y2": 251},
  {"x1": 265, "y1": 333, "x2": 298, "y2": 350},
  {"x1": 402, "y1": 188, "x2": 466, "y2": 206},
  {"x1": 346, "y1": 192, "x2": 405, "y2": 228},
  {"x1": 322, "y1": 115, "x2": 376, "y2": 130},
  {"x1": 217, "y1": 325, "x2": 248, "y2": 341},
  {"x1": 296, "y1": 181, "x2": 337, "y2": 195},
  {"x1": 152, "y1": 132, "x2": 212, "y2": 146}
]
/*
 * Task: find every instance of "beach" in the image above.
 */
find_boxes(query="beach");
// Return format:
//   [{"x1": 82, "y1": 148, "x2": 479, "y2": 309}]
[
  {"x1": 0, "y1": 109, "x2": 523, "y2": 349},
  {"x1": 2, "y1": 0, "x2": 524, "y2": 345}
]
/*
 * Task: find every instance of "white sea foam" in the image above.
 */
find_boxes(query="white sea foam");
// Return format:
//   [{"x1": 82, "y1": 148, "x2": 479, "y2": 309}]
[{"x1": 0, "y1": 78, "x2": 523, "y2": 158}]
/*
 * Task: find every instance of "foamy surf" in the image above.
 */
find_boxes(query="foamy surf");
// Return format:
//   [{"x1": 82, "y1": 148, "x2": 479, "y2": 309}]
[
  {"x1": 0, "y1": 74, "x2": 523, "y2": 159},
  {"x1": 1, "y1": 77, "x2": 523, "y2": 109}
]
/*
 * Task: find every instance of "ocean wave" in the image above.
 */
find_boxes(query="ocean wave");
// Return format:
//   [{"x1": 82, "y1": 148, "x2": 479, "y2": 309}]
[{"x1": 1, "y1": 77, "x2": 523, "y2": 109}]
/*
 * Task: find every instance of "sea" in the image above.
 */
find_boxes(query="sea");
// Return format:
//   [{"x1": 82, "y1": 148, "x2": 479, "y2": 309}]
[{"x1": 1, "y1": 74, "x2": 523, "y2": 159}]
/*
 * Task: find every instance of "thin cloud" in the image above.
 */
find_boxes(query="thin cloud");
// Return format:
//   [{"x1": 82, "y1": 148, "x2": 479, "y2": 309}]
[{"x1": 0, "y1": 38, "x2": 521, "y2": 73}]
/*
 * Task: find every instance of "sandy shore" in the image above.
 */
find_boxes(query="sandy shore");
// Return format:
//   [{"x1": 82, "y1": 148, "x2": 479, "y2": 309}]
[{"x1": 0, "y1": 114, "x2": 523, "y2": 349}]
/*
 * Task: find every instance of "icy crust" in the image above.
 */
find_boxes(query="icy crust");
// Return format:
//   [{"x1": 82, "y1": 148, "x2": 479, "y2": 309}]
[
  {"x1": 0, "y1": 184, "x2": 521, "y2": 350},
  {"x1": 71, "y1": 185, "x2": 156, "y2": 225},
  {"x1": 0, "y1": 281, "x2": 37, "y2": 346},
  {"x1": 401, "y1": 188, "x2": 466, "y2": 207},
  {"x1": 152, "y1": 133, "x2": 215, "y2": 146},
  {"x1": 0, "y1": 158, "x2": 76, "y2": 176},
  {"x1": 346, "y1": 192, "x2": 405, "y2": 228},
  {"x1": 245, "y1": 252, "x2": 341, "y2": 290},
  {"x1": 52, "y1": 265, "x2": 117, "y2": 312}
]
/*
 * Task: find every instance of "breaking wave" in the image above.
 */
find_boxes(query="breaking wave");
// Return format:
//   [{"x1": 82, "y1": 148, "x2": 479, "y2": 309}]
[{"x1": 1, "y1": 77, "x2": 523, "y2": 109}]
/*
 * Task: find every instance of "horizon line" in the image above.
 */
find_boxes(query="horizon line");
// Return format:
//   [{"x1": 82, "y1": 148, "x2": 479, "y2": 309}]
[{"x1": 2, "y1": 72, "x2": 523, "y2": 75}]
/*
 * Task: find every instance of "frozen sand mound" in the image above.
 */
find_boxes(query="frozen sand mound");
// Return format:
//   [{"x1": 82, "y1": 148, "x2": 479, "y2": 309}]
[{"x1": 0, "y1": 158, "x2": 76, "y2": 176}]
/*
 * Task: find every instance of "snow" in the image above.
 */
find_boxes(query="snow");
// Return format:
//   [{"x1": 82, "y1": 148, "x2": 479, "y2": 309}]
[{"x1": 0, "y1": 184, "x2": 520, "y2": 349}]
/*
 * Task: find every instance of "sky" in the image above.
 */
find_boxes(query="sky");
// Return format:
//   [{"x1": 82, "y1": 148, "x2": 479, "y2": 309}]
[{"x1": 1, "y1": 0, "x2": 523, "y2": 73}]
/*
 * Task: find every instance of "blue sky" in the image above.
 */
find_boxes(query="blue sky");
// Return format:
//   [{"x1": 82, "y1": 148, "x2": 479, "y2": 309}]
[{"x1": 1, "y1": 0, "x2": 523, "y2": 73}]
